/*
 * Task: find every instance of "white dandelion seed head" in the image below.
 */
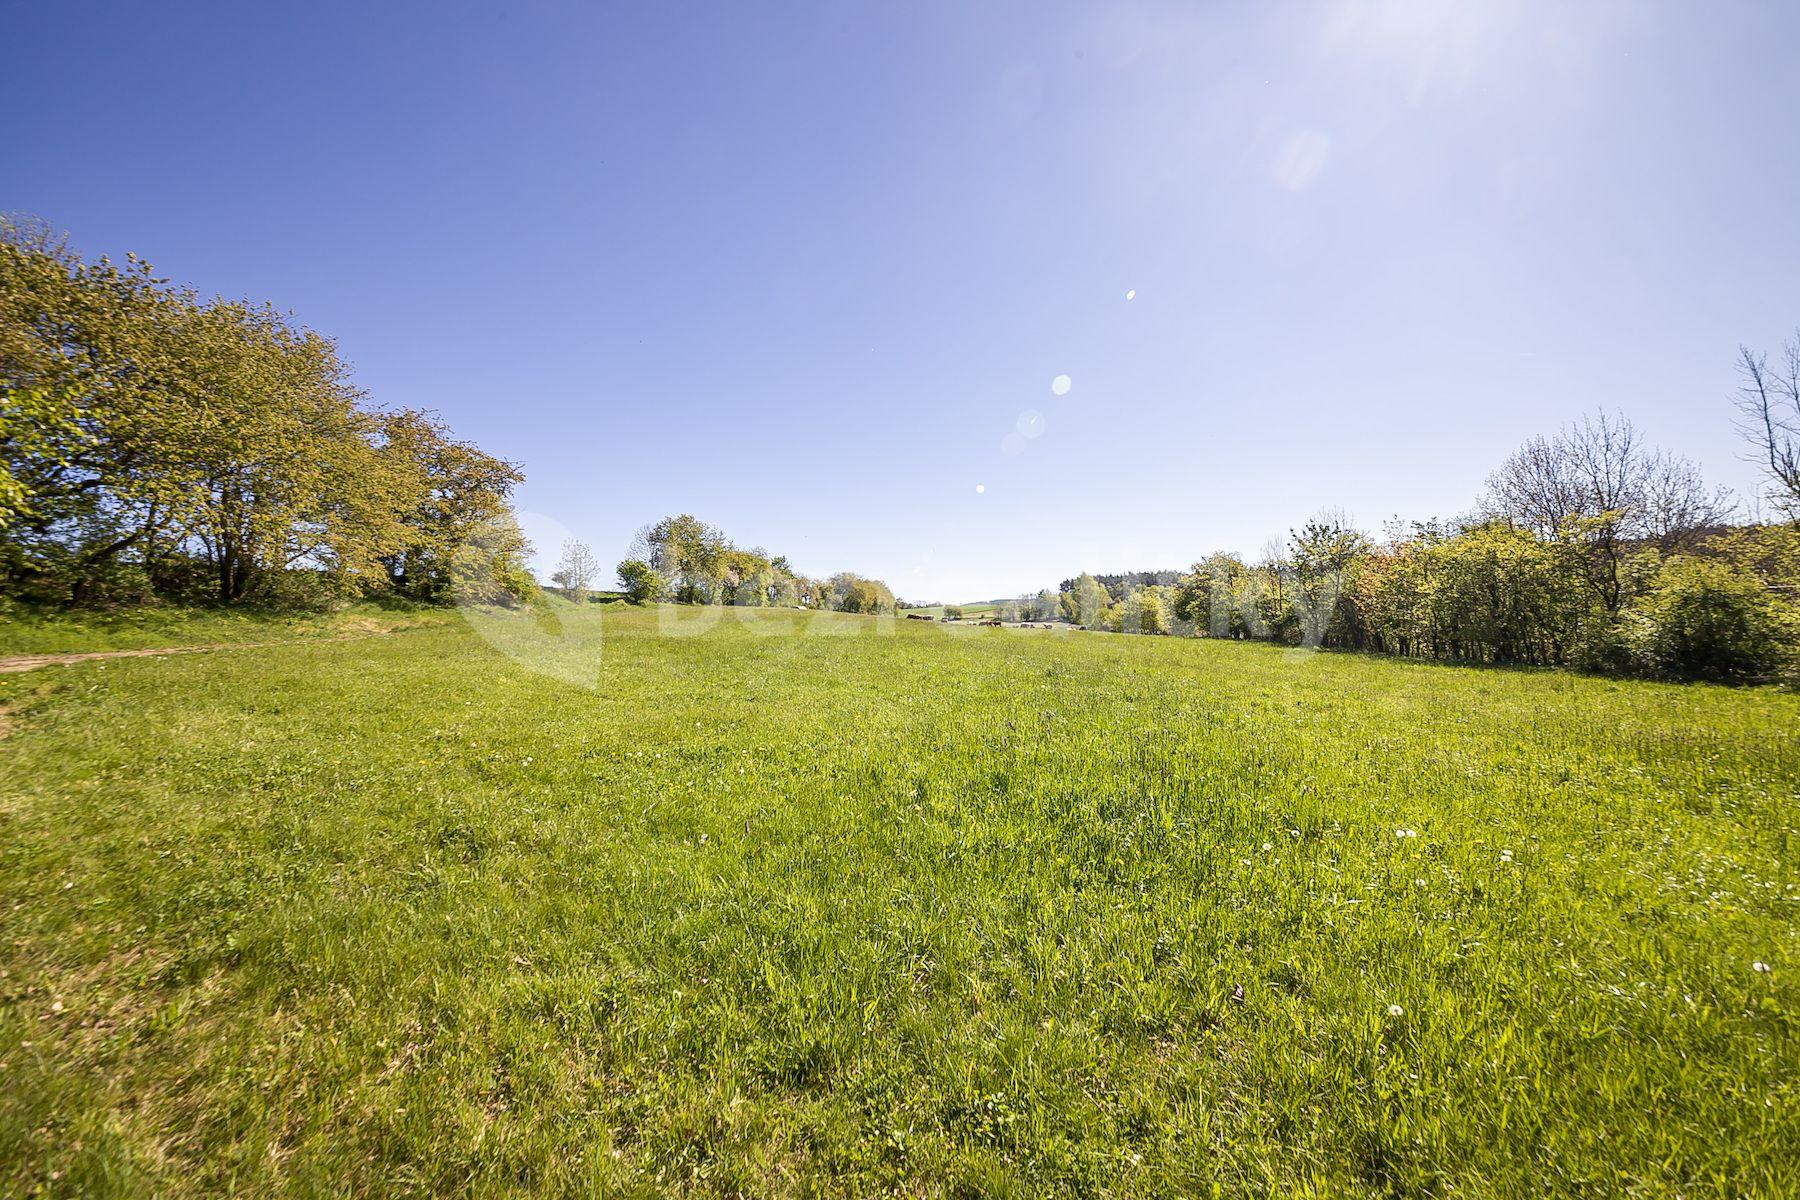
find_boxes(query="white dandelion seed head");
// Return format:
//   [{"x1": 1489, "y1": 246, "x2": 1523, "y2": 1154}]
[
  {"x1": 1387, "y1": 1004, "x2": 1404, "y2": 1017},
  {"x1": 1753, "y1": 961, "x2": 1771, "y2": 973}
]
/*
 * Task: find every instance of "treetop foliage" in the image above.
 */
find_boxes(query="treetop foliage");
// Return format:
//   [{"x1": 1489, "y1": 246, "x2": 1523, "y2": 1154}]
[
  {"x1": 1, "y1": 218, "x2": 530, "y2": 608},
  {"x1": 624, "y1": 513, "x2": 894, "y2": 613}
]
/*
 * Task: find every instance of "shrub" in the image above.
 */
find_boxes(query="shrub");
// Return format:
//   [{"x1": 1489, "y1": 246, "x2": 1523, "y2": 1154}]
[
  {"x1": 616, "y1": 559, "x2": 664, "y2": 604},
  {"x1": 1621, "y1": 557, "x2": 1789, "y2": 682}
]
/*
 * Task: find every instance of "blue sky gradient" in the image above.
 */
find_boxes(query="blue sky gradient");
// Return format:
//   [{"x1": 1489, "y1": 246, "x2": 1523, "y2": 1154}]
[{"x1": 13, "y1": 1, "x2": 1800, "y2": 600}]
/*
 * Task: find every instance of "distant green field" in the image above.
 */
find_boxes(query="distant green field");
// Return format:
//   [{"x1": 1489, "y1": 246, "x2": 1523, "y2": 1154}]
[
  {"x1": 900, "y1": 602, "x2": 1003, "y2": 620},
  {"x1": 2, "y1": 603, "x2": 1795, "y2": 1196}
]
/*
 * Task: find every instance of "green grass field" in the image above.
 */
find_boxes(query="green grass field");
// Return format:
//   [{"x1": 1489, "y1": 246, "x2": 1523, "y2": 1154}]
[
  {"x1": 2, "y1": 603, "x2": 1795, "y2": 1196},
  {"x1": 0, "y1": 600, "x2": 450, "y2": 657}
]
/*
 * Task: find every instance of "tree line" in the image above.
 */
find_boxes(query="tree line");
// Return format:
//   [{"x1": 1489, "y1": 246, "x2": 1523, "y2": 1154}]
[
  {"x1": 598, "y1": 513, "x2": 897, "y2": 614},
  {"x1": 1037, "y1": 402, "x2": 1799, "y2": 684},
  {"x1": 1, "y1": 218, "x2": 533, "y2": 608}
]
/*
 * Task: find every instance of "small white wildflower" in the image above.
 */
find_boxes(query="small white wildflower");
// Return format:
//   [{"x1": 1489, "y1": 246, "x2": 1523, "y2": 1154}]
[
  {"x1": 1261, "y1": 842, "x2": 1273, "y2": 852},
  {"x1": 1395, "y1": 828, "x2": 1417, "y2": 839},
  {"x1": 1753, "y1": 961, "x2": 1771, "y2": 973},
  {"x1": 1387, "y1": 1004, "x2": 1404, "y2": 1017}
]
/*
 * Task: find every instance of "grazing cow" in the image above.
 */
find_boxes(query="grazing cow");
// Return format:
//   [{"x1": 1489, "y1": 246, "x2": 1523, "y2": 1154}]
[{"x1": 905, "y1": 613, "x2": 931, "y2": 620}]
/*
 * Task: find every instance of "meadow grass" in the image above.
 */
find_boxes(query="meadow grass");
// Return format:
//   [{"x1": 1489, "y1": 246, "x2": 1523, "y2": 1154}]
[
  {"x1": 1, "y1": 603, "x2": 1794, "y2": 1196},
  {"x1": 0, "y1": 599, "x2": 451, "y2": 657}
]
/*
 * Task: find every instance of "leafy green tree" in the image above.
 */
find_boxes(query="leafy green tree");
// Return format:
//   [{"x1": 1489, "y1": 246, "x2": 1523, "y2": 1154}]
[
  {"x1": 1, "y1": 219, "x2": 174, "y2": 598},
  {"x1": 827, "y1": 572, "x2": 895, "y2": 614},
  {"x1": 944, "y1": 605, "x2": 964, "y2": 621},
  {"x1": 616, "y1": 558, "x2": 663, "y2": 604},
  {"x1": 137, "y1": 299, "x2": 396, "y2": 602},
  {"x1": 1287, "y1": 513, "x2": 1373, "y2": 648},
  {"x1": 449, "y1": 507, "x2": 537, "y2": 606},
  {"x1": 3, "y1": 224, "x2": 530, "y2": 607},
  {"x1": 723, "y1": 547, "x2": 772, "y2": 606},
  {"x1": 634, "y1": 514, "x2": 727, "y2": 603},
  {"x1": 375, "y1": 409, "x2": 523, "y2": 601},
  {"x1": 767, "y1": 569, "x2": 799, "y2": 607},
  {"x1": 1172, "y1": 553, "x2": 1250, "y2": 637},
  {"x1": 1063, "y1": 573, "x2": 1110, "y2": 628},
  {"x1": 1118, "y1": 586, "x2": 1168, "y2": 635},
  {"x1": 1363, "y1": 520, "x2": 1580, "y2": 664}
]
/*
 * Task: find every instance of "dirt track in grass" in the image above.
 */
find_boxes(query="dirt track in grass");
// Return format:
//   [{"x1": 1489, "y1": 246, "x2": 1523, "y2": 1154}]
[{"x1": 0, "y1": 629, "x2": 397, "y2": 674}]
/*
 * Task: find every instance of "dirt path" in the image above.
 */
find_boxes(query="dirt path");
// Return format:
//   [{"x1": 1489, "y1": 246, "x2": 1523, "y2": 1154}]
[{"x1": 0, "y1": 630, "x2": 398, "y2": 675}]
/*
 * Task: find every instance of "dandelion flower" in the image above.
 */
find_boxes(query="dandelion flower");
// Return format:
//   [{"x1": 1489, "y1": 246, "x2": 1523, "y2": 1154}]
[{"x1": 1387, "y1": 1004, "x2": 1404, "y2": 1017}]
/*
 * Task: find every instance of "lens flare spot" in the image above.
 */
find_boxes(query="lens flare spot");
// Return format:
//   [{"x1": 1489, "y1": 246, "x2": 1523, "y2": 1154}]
[
  {"x1": 1051, "y1": 374, "x2": 1072, "y2": 396},
  {"x1": 1125, "y1": 289, "x2": 1136, "y2": 301},
  {"x1": 975, "y1": 483, "x2": 986, "y2": 494},
  {"x1": 1001, "y1": 432, "x2": 1026, "y2": 457},
  {"x1": 1016, "y1": 409, "x2": 1045, "y2": 439}
]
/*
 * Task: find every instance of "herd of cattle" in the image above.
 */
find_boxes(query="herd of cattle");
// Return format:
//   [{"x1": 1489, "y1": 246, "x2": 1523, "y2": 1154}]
[{"x1": 903, "y1": 613, "x2": 1054, "y2": 628}]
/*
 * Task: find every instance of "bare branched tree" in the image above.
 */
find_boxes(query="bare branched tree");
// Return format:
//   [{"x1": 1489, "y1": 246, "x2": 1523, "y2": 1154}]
[
  {"x1": 1485, "y1": 431, "x2": 1595, "y2": 537},
  {"x1": 1734, "y1": 334, "x2": 1800, "y2": 519},
  {"x1": 552, "y1": 538, "x2": 599, "y2": 603},
  {"x1": 1640, "y1": 448, "x2": 1736, "y2": 551},
  {"x1": 1484, "y1": 410, "x2": 1733, "y2": 609}
]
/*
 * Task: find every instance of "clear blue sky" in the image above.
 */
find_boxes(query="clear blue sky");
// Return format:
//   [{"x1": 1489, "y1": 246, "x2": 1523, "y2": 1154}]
[{"x1": 13, "y1": 1, "x2": 1799, "y2": 601}]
